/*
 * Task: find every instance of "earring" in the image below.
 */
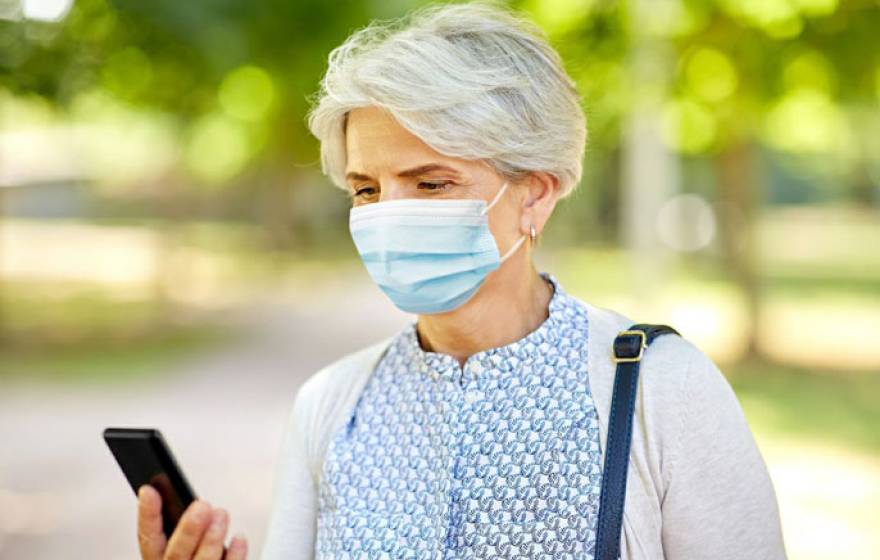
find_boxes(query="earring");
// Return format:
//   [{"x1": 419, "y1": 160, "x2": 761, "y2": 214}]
[{"x1": 529, "y1": 224, "x2": 537, "y2": 245}]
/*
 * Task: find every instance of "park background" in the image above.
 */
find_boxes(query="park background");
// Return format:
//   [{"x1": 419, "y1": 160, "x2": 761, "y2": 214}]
[{"x1": 1, "y1": 0, "x2": 878, "y2": 558}]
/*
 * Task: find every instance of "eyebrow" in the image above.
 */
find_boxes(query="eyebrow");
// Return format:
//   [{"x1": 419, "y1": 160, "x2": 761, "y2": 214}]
[{"x1": 345, "y1": 163, "x2": 463, "y2": 183}]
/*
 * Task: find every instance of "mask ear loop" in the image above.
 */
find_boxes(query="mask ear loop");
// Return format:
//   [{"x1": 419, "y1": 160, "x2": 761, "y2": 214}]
[
  {"x1": 481, "y1": 181, "x2": 527, "y2": 263},
  {"x1": 479, "y1": 181, "x2": 509, "y2": 217},
  {"x1": 499, "y1": 233, "x2": 527, "y2": 263}
]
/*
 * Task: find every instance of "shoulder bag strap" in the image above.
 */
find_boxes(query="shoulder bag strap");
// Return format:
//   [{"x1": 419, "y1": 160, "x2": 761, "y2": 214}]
[{"x1": 595, "y1": 322, "x2": 680, "y2": 560}]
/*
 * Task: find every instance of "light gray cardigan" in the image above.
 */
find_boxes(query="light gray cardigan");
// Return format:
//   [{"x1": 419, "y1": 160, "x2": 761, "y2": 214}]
[{"x1": 260, "y1": 300, "x2": 788, "y2": 559}]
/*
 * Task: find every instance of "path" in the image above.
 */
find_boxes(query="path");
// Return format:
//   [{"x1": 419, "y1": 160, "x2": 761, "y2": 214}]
[{"x1": 0, "y1": 275, "x2": 411, "y2": 559}]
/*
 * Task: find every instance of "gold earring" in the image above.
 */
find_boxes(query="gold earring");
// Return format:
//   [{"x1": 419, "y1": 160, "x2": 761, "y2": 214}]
[{"x1": 529, "y1": 224, "x2": 537, "y2": 245}]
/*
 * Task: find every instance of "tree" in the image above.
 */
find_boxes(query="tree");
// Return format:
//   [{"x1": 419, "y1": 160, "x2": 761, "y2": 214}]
[{"x1": 519, "y1": 0, "x2": 880, "y2": 359}]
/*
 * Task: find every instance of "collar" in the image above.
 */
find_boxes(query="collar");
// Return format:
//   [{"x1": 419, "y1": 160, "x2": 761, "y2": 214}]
[
  {"x1": 396, "y1": 271, "x2": 578, "y2": 384},
  {"x1": 303, "y1": 279, "x2": 640, "y2": 494}
]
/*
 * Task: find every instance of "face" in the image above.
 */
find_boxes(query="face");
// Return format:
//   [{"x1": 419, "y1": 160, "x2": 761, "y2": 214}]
[{"x1": 344, "y1": 105, "x2": 531, "y2": 259}]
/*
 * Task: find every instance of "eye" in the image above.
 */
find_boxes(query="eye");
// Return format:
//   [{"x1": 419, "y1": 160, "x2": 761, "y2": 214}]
[
  {"x1": 354, "y1": 186, "x2": 377, "y2": 197},
  {"x1": 419, "y1": 181, "x2": 451, "y2": 191}
]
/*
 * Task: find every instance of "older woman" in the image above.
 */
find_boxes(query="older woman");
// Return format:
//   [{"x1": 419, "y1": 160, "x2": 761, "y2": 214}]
[{"x1": 136, "y1": 2, "x2": 786, "y2": 560}]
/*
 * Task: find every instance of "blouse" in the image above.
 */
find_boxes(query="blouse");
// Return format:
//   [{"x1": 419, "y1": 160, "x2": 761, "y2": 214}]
[{"x1": 314, "y1": 272, "x2": 604, "y2": 559}]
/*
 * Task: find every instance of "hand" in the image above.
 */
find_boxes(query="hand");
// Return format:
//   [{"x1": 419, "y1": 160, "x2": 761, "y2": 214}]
[{"x1": 137, "y1": 484, "x2": 248, "y2": 560}]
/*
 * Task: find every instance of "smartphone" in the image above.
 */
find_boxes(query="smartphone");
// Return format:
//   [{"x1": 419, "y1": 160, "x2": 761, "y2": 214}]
[{"x1": 103, "y1": 427, "x2": 198, "y2": 540}]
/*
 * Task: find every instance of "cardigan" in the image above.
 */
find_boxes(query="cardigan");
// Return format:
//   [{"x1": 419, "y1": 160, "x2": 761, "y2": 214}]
[{"x1": 259, "y1": 297, "x2": 788, "y2": 560}]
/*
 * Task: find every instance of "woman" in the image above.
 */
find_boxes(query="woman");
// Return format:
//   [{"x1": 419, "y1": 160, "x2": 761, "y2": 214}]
[{"x1": 137, "y1": 2, "x2": 787, "y2": 559}]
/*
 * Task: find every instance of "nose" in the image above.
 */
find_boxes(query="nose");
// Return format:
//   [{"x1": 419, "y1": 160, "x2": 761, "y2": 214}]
[{"x1": 377, "y1": 181, "x2": 410, "y2": 203}]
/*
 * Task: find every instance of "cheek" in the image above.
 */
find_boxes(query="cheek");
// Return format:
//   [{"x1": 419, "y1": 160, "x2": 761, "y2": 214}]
[{"x1": 487, "y1": 204, "x2": 520, "y2": 244}]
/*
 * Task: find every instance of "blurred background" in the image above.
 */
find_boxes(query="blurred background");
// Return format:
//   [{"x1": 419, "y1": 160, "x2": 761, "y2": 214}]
[{"x1": 1, "y1": 0, "x2": 878, "y2": 558}]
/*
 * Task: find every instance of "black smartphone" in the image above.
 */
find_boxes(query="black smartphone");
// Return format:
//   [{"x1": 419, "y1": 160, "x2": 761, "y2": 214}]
[{"x1": 103, "y1": 427, "x2": 198, "y2": 540}]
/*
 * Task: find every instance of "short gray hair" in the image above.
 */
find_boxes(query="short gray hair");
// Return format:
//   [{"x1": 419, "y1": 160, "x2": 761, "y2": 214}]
[{"x1": 306, "y1": 0, "x2": 587, "y2": 199}]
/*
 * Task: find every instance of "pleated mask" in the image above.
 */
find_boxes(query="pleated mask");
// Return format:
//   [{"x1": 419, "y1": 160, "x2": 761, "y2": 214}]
[{"x1": 349, "y1": 181, "x2": 527, "y2": 314}]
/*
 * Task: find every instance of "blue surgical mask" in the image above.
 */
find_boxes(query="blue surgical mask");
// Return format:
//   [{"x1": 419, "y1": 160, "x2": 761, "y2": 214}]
[{"x1": 349, "y1": 181, "x2": 527, "y2": 314}]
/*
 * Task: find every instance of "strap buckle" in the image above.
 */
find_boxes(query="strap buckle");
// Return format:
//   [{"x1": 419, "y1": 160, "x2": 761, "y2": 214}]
[{"x1": 612, "y1": 329, "x2": 647, "y2": 363}]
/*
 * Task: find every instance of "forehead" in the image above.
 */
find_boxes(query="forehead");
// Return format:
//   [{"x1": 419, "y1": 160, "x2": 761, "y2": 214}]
[
  {"x1": 344, "y1": 107, "x2": 450, "y2": 174},
  {"x1": 342, "y1": 107, "x2": 505, "y2": 191}
]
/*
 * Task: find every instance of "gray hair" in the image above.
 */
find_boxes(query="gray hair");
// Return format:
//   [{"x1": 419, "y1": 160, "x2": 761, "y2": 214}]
[{"x1": 306, "y1": 0, "x2": 588, "y2": 199}]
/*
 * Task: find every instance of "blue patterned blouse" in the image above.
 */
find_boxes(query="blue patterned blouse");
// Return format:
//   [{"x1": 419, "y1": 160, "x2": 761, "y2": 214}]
[{"x1": 315, "y1": 272, "x2": 603, "y2": 559}]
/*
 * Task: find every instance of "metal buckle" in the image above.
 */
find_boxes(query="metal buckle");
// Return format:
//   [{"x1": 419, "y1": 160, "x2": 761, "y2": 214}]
[{"x1": 612, "y1": 330, "x2": 647, "y2": 363}]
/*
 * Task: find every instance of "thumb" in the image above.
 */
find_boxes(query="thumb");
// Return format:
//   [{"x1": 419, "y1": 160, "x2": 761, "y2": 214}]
[{"x1": 137, "y1": 484, "x2": 167, "y2": 560}]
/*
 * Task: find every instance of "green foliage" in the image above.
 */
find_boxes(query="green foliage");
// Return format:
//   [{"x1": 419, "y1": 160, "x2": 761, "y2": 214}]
[
  {"x1": 2, "y1": 0, "x2": 877, "y2": 194},
  {"x1": 731, "y1": 359, "x2": 880, "y2": 455},
  {"x1": 0, "y1": 322, "x2": 233, "y2": 385},
  {"x1": 1, "y1": 0, "x2": 376, "y2": 186},
  {"x1": 0, "y1": 279, "x2": 238, "y2": 384}
]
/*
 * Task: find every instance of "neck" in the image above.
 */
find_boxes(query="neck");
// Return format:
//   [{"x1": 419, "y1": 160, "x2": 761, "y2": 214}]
[{"x1": 415, "y1": 257, "x2": 554, "y2": 368}]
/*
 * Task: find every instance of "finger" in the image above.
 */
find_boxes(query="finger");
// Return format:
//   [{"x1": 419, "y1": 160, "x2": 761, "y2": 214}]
[
  {"x1": 192, "y1": 508, "x2": 228, "y2": 560},
  {"x1": 163, "y1": 499, "x2": 213, "y2": 560},
  {"x1": 225, "y1": 533, "x2": 248, "y2": 560},
  {"x1": 137, "y1": 484, "x2": 167, "y2": 560}
]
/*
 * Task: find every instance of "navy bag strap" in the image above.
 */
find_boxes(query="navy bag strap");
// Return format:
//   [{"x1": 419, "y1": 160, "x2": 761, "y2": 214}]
[{"x1": 594, "y1": 323, "x2": 680, "y2": 560}]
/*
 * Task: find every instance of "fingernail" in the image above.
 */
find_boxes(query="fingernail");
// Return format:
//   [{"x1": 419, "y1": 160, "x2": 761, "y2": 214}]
[
  {"x1": 195, "y1": 502, "x2": 212, "y2": 522},
  {"x1": 211, "y1": 509, "x2": 227, "y2": 531}
]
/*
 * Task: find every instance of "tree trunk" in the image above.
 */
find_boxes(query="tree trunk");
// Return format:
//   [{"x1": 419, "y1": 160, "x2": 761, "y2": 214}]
[
  {"x1": 151, "y1": 168, "x2": 187, "y2": 328},
  {"x1": 621, "y1": 2, "x2": 678, "y2": 310},
  {"x1": 621, "y1": 109, "x2": 679, "y2": 307},
  {"x1": 254, "y1": 161, "x2": 301, "y2": 251},
  {"x1": 0, "y1": 190, "x2": 4, "y2": 347},
  {"x1": 715, "y1": 141, "x2": 764, "y2": 360}
]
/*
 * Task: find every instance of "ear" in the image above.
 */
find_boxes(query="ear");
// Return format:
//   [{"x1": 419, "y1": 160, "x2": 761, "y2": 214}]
[{"x1": 519, "y1": 171, "x2": 561, "y2": 237}]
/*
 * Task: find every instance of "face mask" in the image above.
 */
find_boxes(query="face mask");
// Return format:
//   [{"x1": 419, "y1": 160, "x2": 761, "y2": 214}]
[{"x1": 349, "y1": 181, "x2": 527, "y2": 314}]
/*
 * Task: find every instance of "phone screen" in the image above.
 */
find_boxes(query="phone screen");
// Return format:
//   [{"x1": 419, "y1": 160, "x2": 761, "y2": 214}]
[{"x1": 103, "y1": 427, "x2": 197, "y2": 539}]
